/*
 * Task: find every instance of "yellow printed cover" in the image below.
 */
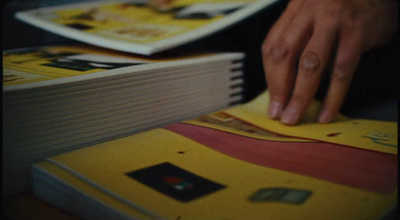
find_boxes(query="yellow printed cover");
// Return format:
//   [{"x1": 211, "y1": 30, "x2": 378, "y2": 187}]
[
  {"x1": 3, "y1": 45, "x2": 152, "y2": 87},
  {"x1": 2, "y1": 45, "x2": 226, "y2": 88},
  {"x1": 15, "y1": 0, "x2": 278, "y2": 55},
  {"x1": 217, "y1": 92, "x2": 397, "y2": 154},
  {"x1": 34, "y1": 91, "x2": 397, "y2": 220}
]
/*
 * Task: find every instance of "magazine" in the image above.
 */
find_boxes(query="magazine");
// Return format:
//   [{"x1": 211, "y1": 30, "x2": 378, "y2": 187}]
[
  {"x1": 32, "y1": 91, "x2": 398, "y2": 220},
  {"x1": 15, "y1": 0, "x2": 278, "y2": 55}
]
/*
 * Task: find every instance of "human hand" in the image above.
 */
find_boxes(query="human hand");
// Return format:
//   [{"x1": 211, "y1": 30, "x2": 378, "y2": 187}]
[{"x1": 262, "y1": 0, "x2": 397, "y2": 125}]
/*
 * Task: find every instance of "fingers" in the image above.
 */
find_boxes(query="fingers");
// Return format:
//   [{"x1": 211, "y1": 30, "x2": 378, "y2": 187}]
[
  {"x1": 280, "y1": 17, "x2": 339, "y2": 125},
  {"x1": 263, "y1": 0, "x2": 397, "y2": 125},
  {"x1": 314, "y1": 0, "x2": 397, "y2": 123},
  {"x1": 318, "y1": 33, "x2": 362, "y2": 123},
  {"x1": 262, "y1": 0, "x2": 313, "y2": 119}
]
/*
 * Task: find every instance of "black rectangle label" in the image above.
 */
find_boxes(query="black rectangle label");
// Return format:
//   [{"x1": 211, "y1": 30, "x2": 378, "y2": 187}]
[{"x1": 126, "y1": 162, "x2": 226, "y2": 202}]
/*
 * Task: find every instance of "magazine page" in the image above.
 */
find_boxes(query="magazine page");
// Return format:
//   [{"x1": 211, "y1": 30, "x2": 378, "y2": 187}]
[
  {"x1": 214, "y1": 91, "x2": 398, "y2": 154},
  {"x1": 15, "y1": 0, "x2": 278, "y2": 55}
]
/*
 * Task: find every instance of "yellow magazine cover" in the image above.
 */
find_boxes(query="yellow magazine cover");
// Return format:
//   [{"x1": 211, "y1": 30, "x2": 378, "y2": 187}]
[
  {"x1": 33, "y1": 91, "x2": 397, "y2": 220},
  {"x1": 3, "y1": 44, "x2": 240, "y2": 88},
  {"x1": 15, "y1": 0, "x2": 278, "y2": 55},
  {"x1": 3, "y1": 45, "x2": 150, "y2": 87}
]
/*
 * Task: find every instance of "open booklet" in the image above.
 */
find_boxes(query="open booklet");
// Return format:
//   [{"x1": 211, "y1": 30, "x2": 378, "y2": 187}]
[
  {"x1": 15, "y1": 0, "x2": 278, "y2": 55},
  {"x1": 3, "y1": 44, "x2": 244, "y2": 195},
  {"x1": 32, "y1": 91, "x2": 397, "y2": 220}
]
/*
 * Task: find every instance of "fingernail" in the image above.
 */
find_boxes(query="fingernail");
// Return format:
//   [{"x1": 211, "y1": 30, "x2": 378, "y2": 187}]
[
  {"x1": 281, "y1": 108, "x2": 299, "y2": 125},
  {"x1": 318, "y1": 108, "x2": 334, "y2": 123},
  {"x1": 300, "y1": 53, "x2": 319, "y2": 71},
  {"x1": 268, "y1": 101, "x2": 283, "y2": 119}
]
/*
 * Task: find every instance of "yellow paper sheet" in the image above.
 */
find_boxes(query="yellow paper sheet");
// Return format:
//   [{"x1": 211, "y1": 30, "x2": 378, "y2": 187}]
[{"x1": 221, "y1": 92, "x2": 398, "y2": 154}]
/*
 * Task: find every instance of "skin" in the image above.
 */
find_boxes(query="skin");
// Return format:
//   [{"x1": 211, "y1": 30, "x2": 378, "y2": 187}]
[
  {"x1": 262, "y1": 0, "x2": 397, "y2": 125},
  {"x1": 150, "y1": 0, "x2": 398, "y2": 125}
]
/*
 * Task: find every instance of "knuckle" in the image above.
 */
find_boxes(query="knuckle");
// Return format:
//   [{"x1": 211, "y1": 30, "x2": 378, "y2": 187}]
[
  {"x1": 340, "y1": 9, "x2": 361, "y2": 32},
  {"x1": 341, "y1": 19, "x2": 358, "y2": 33},
  {"x1": 320, "y1": 0, "x2": 346, "y2": 19},
  {"x1": 302, "y1": 0, "x2": 317, "y2": 10},
  {"x1": 332, "y1": 63, "x2": 353, "y2": 82},
  {"x1": 300, "y1": 52, "x2": 320, "y2": 73},
  {"x1": 323, "y1": 7, "x2": 341, "y2": 19},
  {"x1": 261, "y1": 41, "x2": 272, "y2": 57},
  {"x1": 325, "y1": 2, "x2": 361, "y2": 30},
  {"x1": 263, "y1": 40, "x2": 290, "y2": 63}
]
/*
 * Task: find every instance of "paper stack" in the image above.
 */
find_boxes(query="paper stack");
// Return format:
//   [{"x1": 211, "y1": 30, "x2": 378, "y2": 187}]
[{"x1": 3, "y1": 44, "x2": 244, "y2": 194}]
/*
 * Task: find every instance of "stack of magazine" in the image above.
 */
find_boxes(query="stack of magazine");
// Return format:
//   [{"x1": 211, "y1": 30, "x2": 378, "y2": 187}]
[
  {"x1": 3, "y1": 45, "x2": 244, "y2": 194},
  {"x1": 4, "y1": 0, "x2": 282, "y2": 195},
  {"x1": 3, "y1": 0, "x2": 282, "y2": 194}
]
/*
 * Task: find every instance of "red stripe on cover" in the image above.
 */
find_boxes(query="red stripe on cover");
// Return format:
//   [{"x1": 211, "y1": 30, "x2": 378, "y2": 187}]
[{"x1": 165, "y1": 123, "x2": 397, "y2": 194}]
